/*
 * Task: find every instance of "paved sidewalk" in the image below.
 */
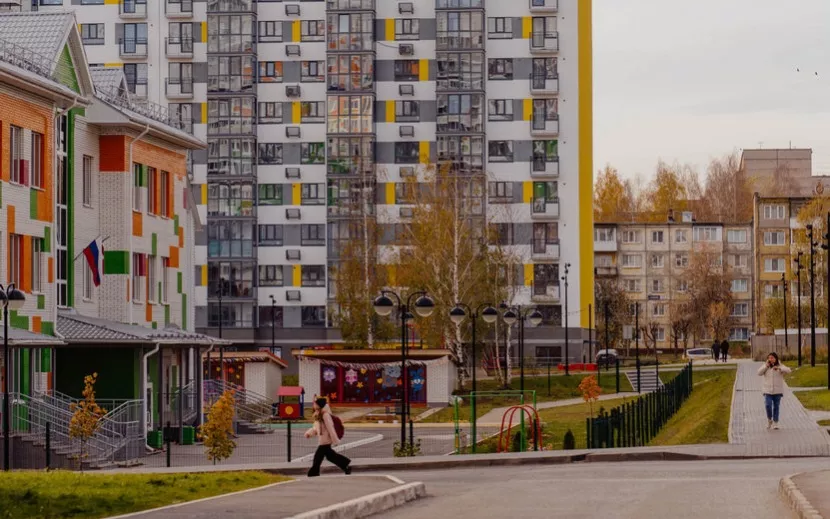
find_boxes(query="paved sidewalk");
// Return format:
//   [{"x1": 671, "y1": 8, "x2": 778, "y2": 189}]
[
  {"x1": 477, "y1": 392, "x2": 639, "y2": 424},
  {"x1": 780, "y1": 469, "x2": 830, "y2": 518},
  {"x1": 729, "y1": 361, "x2": 830, "y2": 456}
]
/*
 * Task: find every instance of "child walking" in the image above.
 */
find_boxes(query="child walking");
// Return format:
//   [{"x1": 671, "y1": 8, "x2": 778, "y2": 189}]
[{"x1": 757, "y1": 352, "x2": 791, "y2": 430}]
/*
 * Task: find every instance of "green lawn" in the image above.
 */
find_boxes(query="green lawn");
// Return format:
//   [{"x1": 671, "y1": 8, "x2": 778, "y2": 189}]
[
  {"x1": 794, "y1": 389, "x2": 830, "y2": 412},
  {"x1": 421, "y1": 372, "x2": 633, "y2": 424},
  {"x1": 660, "y1": 367, "x2": 734, "y2": 385},
  {"x1": 0, "y1": 471, "x2": 289, "y2": 519},
  {"x1": 650, "y1": 369, "x2": 736, "y2": 446},
  {"x1": 785, "y1": 364, "x2": 828, "y2": 388}
]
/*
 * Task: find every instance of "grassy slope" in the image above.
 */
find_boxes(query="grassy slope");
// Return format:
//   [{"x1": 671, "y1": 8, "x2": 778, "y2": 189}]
[
  {"x1": 0, "y1": 471, "x2": 288, "y2": 519},
  {"x1": 785, "y1": 364, "x2": 828, "y2": 388},
  {"x1": 649, "y1": 369, "x2": 736, "y2": 446},
  {"x1": 421, "y1": 372, "x2": 633, "y2": 423},
  {"x1": 794, "y1": 389, "x2": 830, "y2": 412}
]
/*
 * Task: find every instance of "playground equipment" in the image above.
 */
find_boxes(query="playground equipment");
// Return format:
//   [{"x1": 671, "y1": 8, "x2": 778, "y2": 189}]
[
  {"x1": 453, "y1": 390, "x2": 537, "y2": 454},
  {"x1": 497, "y1": 404, "x2": 542, "y2": 453},
  {"x1": 276, "y1": 386, "x2": 305, "y2": 419}
]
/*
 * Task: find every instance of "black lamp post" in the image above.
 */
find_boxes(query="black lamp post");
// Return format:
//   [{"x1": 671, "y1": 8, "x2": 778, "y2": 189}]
[
  {"x1": 562, "y1": 263, "x2": 571, "y2": 375},
  {"x1": 1, "y1": 283, "x2": 26, "y2": 471},
  {"x1": 795, "y1": 253, "x2": 804, "y2": 367},
  {"x1": 269, "y1": 294, "x2": 277, "y2": 356},
  {"x1": 807, "y1": 224, "x2": 817, "y2": 367},
  {"x1": 826, "y1": 213, "x2": 830, "y2": 389},
  {"x1": 782, "y1": 272, "x2": 788, "y2": 355},
  {"x1": 217, "y1": 277, "x2": 225, "y2": 382},
  {"x1": 502, "y1": 306, "x2": 543, "y2": 393},
  {"x1": 635, "y1": 302, "x2": 641, "y2": 393},
  {"x1": 373, "y1": 291, "x2": 435, "y2": 446}
]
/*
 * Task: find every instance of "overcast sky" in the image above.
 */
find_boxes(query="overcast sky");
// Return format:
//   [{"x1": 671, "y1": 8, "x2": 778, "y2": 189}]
[{"x1": 594, "y1": 0, "x2": 830, "y2": 182}]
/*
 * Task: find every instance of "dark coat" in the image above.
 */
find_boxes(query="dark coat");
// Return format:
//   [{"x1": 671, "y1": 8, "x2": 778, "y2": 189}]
[{"x1": 721, "y1": 340, "x2": 730, "y2": 353}]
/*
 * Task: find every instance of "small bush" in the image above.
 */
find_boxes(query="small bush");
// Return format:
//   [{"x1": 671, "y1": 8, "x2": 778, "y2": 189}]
[
  {"x1": 563, "y1": 429, "x2": 576, "y2": 450},
  {"x1": 393, "y1": 439, "x2": 422, "y2": 457}
]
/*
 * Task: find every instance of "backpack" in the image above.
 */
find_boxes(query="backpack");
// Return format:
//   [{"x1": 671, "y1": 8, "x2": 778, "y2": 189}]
[{"x1": 331, "y1": 414, "x2": 345, "y2": 440}]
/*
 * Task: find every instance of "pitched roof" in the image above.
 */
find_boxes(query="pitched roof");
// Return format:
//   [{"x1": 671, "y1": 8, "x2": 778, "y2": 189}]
[
  {"x1": 57, "y1": 311, "x2": 228, "y2": 346},
  {"x1": 89, "y1": 66, "x2": 126, "y2": 93},
  {"x1": 0, "y1": 326, "x2": 65, "y2": 346},
  {"x1": 205, "y1": 351, "x2": 288, "y2": 368},
  {"x1": 0, "y1": 12, "x2": 72, "y2": 61}
]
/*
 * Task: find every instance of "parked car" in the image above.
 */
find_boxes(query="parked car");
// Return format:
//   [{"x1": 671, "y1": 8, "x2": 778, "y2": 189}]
[
  {"x1": 685, "y1": 348, "x2": 713, "y2": 360},
  {"x1": 595, "y1": 349, "x2": 619, "y2": 366}
]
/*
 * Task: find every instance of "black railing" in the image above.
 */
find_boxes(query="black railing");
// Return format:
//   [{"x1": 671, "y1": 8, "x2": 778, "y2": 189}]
[
  {"x1": 165, "y1": 37, "x2": 194, "y2": 55},
  {"x1": 587, "y1": 362, "x2": 693, "y2": 448},
  {"x1": 119, "y1": 38, "x2": 148, "y2": 56},
  {"x1": 532, "y1": 238, "x2": 559, "y2": 254},
  {"x1": 532, "y1": 156, "x2": 558, "y2": 172}
]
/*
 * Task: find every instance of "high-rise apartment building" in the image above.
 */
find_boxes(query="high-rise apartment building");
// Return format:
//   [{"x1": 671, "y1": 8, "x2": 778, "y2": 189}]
[{"x1": 190, "y1": 0, "x2": 594, "y2": 368}]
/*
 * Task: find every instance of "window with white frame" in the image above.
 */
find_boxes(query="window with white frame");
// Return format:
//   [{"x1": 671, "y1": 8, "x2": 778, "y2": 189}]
[
  {"x1": 32, "y1": 239, "x2": 43, "y2": 293},
  {"x1": 727, "y1": 229, "x2": 747, "y2": 243},
  {"x1": 730, "y1": 254, "x2": 749, "y2": 268},
  {"x1": 764, "y1": 257, "x2": 786, "y2": 272},
  {"x1": 133, "y1": 164, "x2": 143, "y2": 211},
  {"x1": 623, "y1": 279, "x2": 641, "y2": 292},
  {"x1": 162, "y1": 257, "x2": 170, "y2": 303},
  {"x1": 763, "y1": 204, "x2": 785, "y2": 219},
  {"x1": 764, "y1": 284, "x2": 782, "y2": 298},
  {"x1": 132, "y1": 252, "x2": 143, "y2": 301},
  {"x1": 9, "y1": 234, "x2": 22, "y2": 287},
  {"x1": 594, "y1": 227, "x2": 615, "y2": 242},
  {"x1": 653, "y1": 303, "x2": 666, "y2": 317},
  {"x1": 731, "y1": 279, "x2": 748, "y2": 293},
  {"x1": 651, "y1": 254, "x2": 664, "y2": 268},
  {"x1": 730, "y1": 328, "x2": 749, "y2": 341},
  {"x1": 147, "y1": 167, "x2": 158, "y2": 215},
  {"x1": 675, "y1": 253, "x2": 689, "y2": 268},
  {"x1": 83, "y1": 261, "x2": 93, "y2": 300},
  {"x1": 621, "y1": 254, "x2": 642, "y2": 268},
  {"x1": 595, "y1": 254, "x2": 613, "y2": 267},
  {"x1": 656, "y1": 328, "x2": 666, "y2": 341},
  {"x1": 675, "y1": 229, "x2": 688, "y2": 243},
  {"x1": 731, "y1": 303, "x2": 749, "y2": 317},
  {"x1": 31, "y1": 132, "x2": 43, "y2": 189},
  {"x1": 651, "y1": 230, "x2": 664, "y2": 244},
  {"x1": 621, "y1": 230, "x2": 641, "y2": 243},
  {"x1": 764, "y1": 231, "x2": 786, "y2": 246},
  {"x1": 677, "y1": 279, "x2": 688, "y2": 292},
  {"x1": 83, "y1": 155, "x2": 93, "y2": 206},
  {"x1": 693, "y1": 226, "x2": 720, "y2": 242},
  {"x1": 651, "y1": 279, "x2": 664, "y2": 293},
  {"x1": 10, "y1": 126, "x2": 24, "y2": 185},
  {"x1": 160, "y1": 170, "x2": 170, "y2": 217}
]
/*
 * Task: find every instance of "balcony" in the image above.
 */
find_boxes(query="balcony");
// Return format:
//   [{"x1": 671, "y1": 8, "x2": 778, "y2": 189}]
[
  {"x1": 531, "y1": 283, "x2": 560, "y2": 303},
  {"x1": 531, "y1": 157, "x2": 558, "y2": 178},
  {"x1": 532, "y1": 239, "x2": 560, "y2": 261},
  {"x1": 595, "y1": 266, "x2": 618, "y2": 277},
  {"x1": 165, "y1": 37, "x2": 194, "y2": 58},
  {"x1": 531, "y1": 197, "x2": 559, "y2": 219},
  {"x1": 119, "y1": 38, "x2": 148, "y2": 58},
  {"x1": 166, "y1": 78, "x2": 194, "y2": 99},
  {"x1": 530, "y1": 74, "x2": 558, "y2": 95},
  {"x1": 165, "y1": 0, "x2": 193, "y2": 17},
  {"x1": 594, "y1": 237, "x2": 617, "y2": 252},
  {"x1": 326, "y1": 0, "x2": 374, "y2": 10},
  {"x1": 531, "y1": 116, "x2": 559, "y2": 137},
  {"x1": 530, "y1": 31, "x2": 559, "y2": 54},
  {"x1": 529, "y1": 0, "x2": 557, "y2": 11},
  {"x1": 119, "y1": 0, "x2": 147, "y2": 18}
]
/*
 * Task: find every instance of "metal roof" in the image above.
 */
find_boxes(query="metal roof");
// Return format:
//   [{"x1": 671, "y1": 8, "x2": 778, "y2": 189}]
[
  {"x1": 0, "y1": 11, "x2": 73, "y2": 62},
  {"x1": 57, "y1": 311, "x2": 228, "y2": 346},
  {"x1": 0, "y1": 326, "x2": 65, "y2": 346}
]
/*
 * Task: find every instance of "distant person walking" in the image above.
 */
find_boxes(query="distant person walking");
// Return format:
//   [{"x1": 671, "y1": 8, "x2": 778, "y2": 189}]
[
  {"x1": 721, "y1": 339, "x2": 730, "y2": 363},
  {"x1": 305, "y1": 397, "x2": 351, "y2": 477},
  {"x1": 758, "y1": 352, "x2": 792, "y2": 430},
  {"x1": 712, "y1": 341, "x2": 720, "y2": 362}
]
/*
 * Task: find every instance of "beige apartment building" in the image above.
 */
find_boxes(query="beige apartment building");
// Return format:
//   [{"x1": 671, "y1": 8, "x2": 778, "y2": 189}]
[
  {"x1": 595, "y1": 215, "x2": 754, "y2": 349},
  {"x1": 741, "y1": 148, "x2": 830, "y2": 197}
]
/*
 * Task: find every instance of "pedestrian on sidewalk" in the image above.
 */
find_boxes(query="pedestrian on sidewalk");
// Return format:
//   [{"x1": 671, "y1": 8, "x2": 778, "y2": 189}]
[
  {"x1": 720, "y1": 339, "x2": 730, "y2": 363},
  {"x1": 712, "y1": 341, "x2": 720, "y2": 362},
  {"x1": 305, "y1": 397, "x2": 352, "y2": 477},
  {"x1": 757, "y1": 352, "x2": 792, "y2": 430}
]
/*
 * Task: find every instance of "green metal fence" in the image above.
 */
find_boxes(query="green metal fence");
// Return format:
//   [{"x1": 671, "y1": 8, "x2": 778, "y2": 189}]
[{"x1": 587, "y1": 362, "x2": 693, "y2": 448}]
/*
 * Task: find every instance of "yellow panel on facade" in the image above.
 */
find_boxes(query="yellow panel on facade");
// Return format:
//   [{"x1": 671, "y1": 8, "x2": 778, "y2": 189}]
[
  {"x1": 388, "y1": 265, "x2": 397, "y2": 287},
  {"x1": 201, "y1": 265, "x2": 208, "y2": 286},
  {"x1": 201, "y1": 103, "x2": 208, "y2": 124},
  {"x1": 201, "y1": 22, "x2": 208, "y2": 43},
  {"x1": 293, "y1": 265, "x2": 301, "y2": 286},
  {"x1": 524, "y1": 264, "x2": 534, "y2": 286},
  {"x1": 103, "y1": 0, "x2": 119, "y2": 5},
  {"x1": 418, "y1": 59, "x2": 429, "y2": 81},
  {"x1": 200, "y1": 184, "x2": 207, "y2": 205},
  {"x1": 522, "y1": 181, "x2": 533, "y2": 203},
  {"x1": 578, "y1": 0, "x2": 595, "y2": 327},
  {"x1": 385, "y1": 182, "x2": 395, "y2": 204},
  {"x1": 385, "y1": 100, "x2": 395, "y2": 123},
  {"x1": 292, "y1": 102, "x2": 301, "y2": 124},
  {"x1": 103, "y1": 62, "x2": 122, "y2": 68},
  {"x1": 522, "y1": 17, "x2": 532, "y2": 38},
  {"x1": 385, "y1": 19, "x2": 395, "y2": 41},
  {"x1": 523, "y1": 99, "x2": 532, "y2": 121},
  {"x1": 418, "y1": 141, "x2": 430, "y2": 164},
  {"x1": 292, "y1": 21, "x2": 301, "y2": 42},
  {"x1": 292, "y1": 183, "x2": 301, "y2": 205}
]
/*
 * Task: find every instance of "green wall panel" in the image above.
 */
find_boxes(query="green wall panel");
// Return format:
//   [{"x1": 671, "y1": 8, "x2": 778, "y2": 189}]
[
  {"x1": 37, "y1": 294, "x2": 45, "y2": 310},
  {"x1": 104, "y1": 250, "x2": 130, "y2": 275},
  {"x1": 29, "y1": 188, "x2": 38, "y2": 220},
  {"x1": 40, "y1": 321, "x2": 54, "y2": 336},
  {"x1": 182, "y1": 294, "x2": 188, "y2": 329}
]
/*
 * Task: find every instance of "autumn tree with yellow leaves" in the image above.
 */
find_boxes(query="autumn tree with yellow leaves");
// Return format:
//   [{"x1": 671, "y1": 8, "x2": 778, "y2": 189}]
[
  {"x1": 201, "y1": 389, "x2": 237, "y2": 464},
  {"x1": 68, "y1": 373, "x2": 107, "y2": 470}
]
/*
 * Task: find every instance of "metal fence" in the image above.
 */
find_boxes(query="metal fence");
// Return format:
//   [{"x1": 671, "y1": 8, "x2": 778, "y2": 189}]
[{"x1": 586, "y1": 362, "x2": 693, "y2": 449}]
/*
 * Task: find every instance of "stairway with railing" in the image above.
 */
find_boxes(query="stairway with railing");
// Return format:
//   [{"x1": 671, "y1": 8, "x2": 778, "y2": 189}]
[
  {"x1": 204, "y1": 379, "x2": 275, "y2": 433},
  {"x1": 168, "y1": 381, "x2": 199, "y2": 426}
]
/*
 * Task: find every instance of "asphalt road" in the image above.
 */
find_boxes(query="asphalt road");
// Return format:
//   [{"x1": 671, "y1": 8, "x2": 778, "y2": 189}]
[{"x1": 381, "y1": 458, "x2": 830, "y2": 519}]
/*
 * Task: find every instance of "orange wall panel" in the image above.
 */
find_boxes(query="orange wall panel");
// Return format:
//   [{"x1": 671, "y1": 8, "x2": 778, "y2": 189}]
[
  {"x1": 99, "y1": 135, "x2": 128, "y2": 172},
  {"x1": 178, "y1": 227, "x2": 184, "y2": 248},
  {"x1": 133, "y1": 140, "x2": 188, "y2": 180},
  {"x1": 132, "y1": 211, "x2": 143, "y2": 237},
  {"x1": 32, "y1": 316, "x2": 41, "y2": 334},
  {"x1": 47, "y1": 256, "x2": 54, "y2": 283},
  {"x1": 21, "y1": 235, "x2": 31, "y2": 293},
  {"x1": 168, "y1": 246, "x2": 179, "y2": 268},
  {"x1": 0, "y1": 93, "x2": 53, "y2": 194}
]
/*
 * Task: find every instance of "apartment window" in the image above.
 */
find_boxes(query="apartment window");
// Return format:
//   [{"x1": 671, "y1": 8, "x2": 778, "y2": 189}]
[
  {"x1": 207, "y1": 14, "x2": 254, "y2": 54},
  {"x1": 623, "y1": 279, "x2": 641, "y2": 293},
  {"x1": 732, "y1": 279, "x2": 748, "y2": 293},
  {"x1": 621, "y1": 230, "x2": 641, "y2": 244},
  {"x1": 675, "y1": 229, "x2": 688, "y2": 243},
  {"x1": 532, "y1": 140, "x2": 558, "y2": 166},
  {"x1": 258, "y1": 224, "x2": 284, "y2": 246},
  {"x1": 394, "y1": 59, "x2": 420, "y2": 81},
  {"x1": 327, "y1": 12, "x2": 374, "y2": 51},
  {"x1": 488, "y1": 58, "x2": 513, "y2": 80},
  {"x1": 488, "y1": 141, "x2": 513, "y2": 162},
  {"x1": 532, "y1": 98, "x2": 558, "y2": 124},
  {"x1": 731, "y1": 254, "x2": 749, "y2": 268},
  {"x1": 208, "y1": 221, "x2": 256, "y2": 258},
  {"x1": 209, "y1": 182, "x2": 255, "y2": 218},
  {"x1": 123, "y1": 63, "x2": 148, "y2": 96},
  {"x1": 259, "y1": 265, "x2": 284, "y2": 287},
  {"x1": 675, "y1": 253, "x2": 689, "y2": 268},
  {"x1": 300, "y1": 101, "x2": 325, "y2": 123},
  {"x1": 653, "y1": 304, "x2": 666, "y2": 317},
  {"x1": 258, "y1": 21, "x2": 283, "y2": 43},
  {"x1": 437, "y1": 52, "x2": 484, "y2": 91},
  {"x1": 763, "y1": 204, "x2": 785, "y2": 219},
  {"x1": 732, "y1": 303, "x2": 749, "y2": 317},
  {"x1": 488, "y1": 99, "x2": 513, "y2": 121},
  {"x1": 258, "y1": 184, "x2": 283, "y2": 206},
  {"x1": 121, "y1": 23, "x2": 148, "y2": 54},
  {"x1": 162, "y1": 257, "x2": 170, "y2": 303},
  {"x1": 82, "y1": 259, "x2": 93, "y2": 300},
  {"x1": 302, "y1": 265, "x2": 326, "y2": 287},
  {"x1": 487, "y1": 17, "x2": 513, "y2": 39},
  {"x1": 80, "y1": 23, "x2": 104, "y2": 45},
  {"x1": 28, "y1": 131, "x2": 44, "y2": 189},
  {"x1": 395, "y1": 182, "x2": 416, "y2": 204},
  {"x1": 488, "y1": 182, "x2": 513, "y2": 203},
  {"x1": 395, "y1": 18, "x2": 420, "y2": 40},
  {"x1": 764, "y1": 258, "x2": 786, "y2": 272},
  {"x1": 301, "y1": 61, "x2": 325, "y2": 82},
  {"x1": 28, "y1": 238, "x2": 42, "y2": 293},
  {"x1": 210, "y1": 99, "x2": 256, "y2": 137},
  {"x1": 727, "y1": 229, "x2": 747, "y2": 243},
  {"x1": 765, "y1": 284, "x2": 782, "y2": 298},
  {"x1": 9, "y1": 126, "x2": 24, "y2": 185},
  {"x1": 133, "y1": 164, "x2": 143, "y2": 211},
  {"x1": 132, "y1": 253, "x2": 144, "y2": 301},
  {"x1": 301, "y1": 224, "x2": 325, "y2": 246},
  {"x1": 169, "y1": 22, "x2": 193, "y2": 53},
  {"x1": 301, "y1": 142, "x2": 325, "y2": 164},
  {"x1": 169, "y1": 63, "x2": 193, "y2": 93},
  {"x1": 300, "y1": 19, "x2": 325, "y2": 42},
  {"x1": 621, "y1": 254, "x2": 642, "y2": 268},
  {"x1": 82, "y1": 155, "x2": 93, "y2": 206},
  {"x1": 677, "y1": 280, "x2": 688, "y2": 292},
  {"x1": 258, "y1": 102, "x2": 283, "y2": 124},
  {"x1": 301, "y1": 183, "x2": 326, "y2": 205},
  {"x1": 437, "y1": 93, "x2": 484, "y2": 133},
  {"x1": 693, "y1": 226, "x2": 720, "y2": 242},
  {"x1": 148, "y1": 255, "x2": 157, "y2": 303},
  {"x1": 147, "y1": 167, "x2": 158, "y2": 214},
  {"x1": 596, "y1": 255, "x2": 612, "y2": 267},
  {"x1": 209, "y1": 55, "x2": 255, "y2": 93},
  {"x1": 651, "y1": 279, "x2": 664, "y2": 293},
  {"x1": 328, "y1": 54, "x2": 374, "y2": 91},
  {"x1": 764, "y1": 231, "x2": 786, "y2": 246},
  {"x1": 258, "y1": 143, "x2": 283, "y2": 164},
  {"x1": 327, "y1": 94, "x2": 373, "y2": 134},
  {"x1": 492, "y1": 223, "x2": 513, "y2": 246},
  {"x1": 651, "y1": 230, "x2": 664, "y2": 244},
  {"x1": 162, "y1": 171, "x2": 172, "y2": 217},
  {"x1": 730, "y1": 328, "x2": 749, "y2": 341},
  {"x1": 436, "y1": 10, "x2": 484, "y2": 49},
  {"x1": 259, "y1": 61, "x2": 283, "y2": 83},
  {"x1": 532, "y1": 57, "x2": 558, "y2": 80},
  {"x1": 395, "y1": 100, "x2": 420, "y2": 122},
  {"x1": 594, "y1": 227, "x2": 614, "y2": 242},
  {"x1": 656, "y1": 328, "x2": 666, "y2": 342},
  {"x1": 302, "y1": 306, "x2": 326, "y2": 327},
  {"x1": 395, "y1": 142, "x2": 420, "y2": 163},
  {"x1": 650, "y1": 253, "x2": 664, "y2": 268}
]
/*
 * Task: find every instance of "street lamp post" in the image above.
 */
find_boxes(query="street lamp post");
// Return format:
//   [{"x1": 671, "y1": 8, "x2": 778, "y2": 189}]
[
  {"x1": 795, "y1": 253, "x2": 804, "y2": 367},
  {"x1": 807, "y1": 224, "x2": 817, "y2": 367},
  {"x1": 0, "y1": 283, "x2": 26, "y2": 471},
  {"x1": 502, "y1": 307, "x2": 543, "y2": 393},
  {"x1": 217, "y1": 278, "x2": 225, "y2": 382},
  {"x1": 824, "y1": 213, "x2": 830, "y2": 389},
  {"x1": 374, "y1": 291, "x2": 435, "y2": 447},
  {"x1": 562, "y1": 263, "x2": 571, "y2": 376},
  {"x1": 635, "y1": 302, "x2": 641, "y2": 393},
  {"x1": 782, "y1": 273, "x2": 788, "y2": 355},
  {"x1": 269, "y1": 295, "x2": 277, "y2": 355}
]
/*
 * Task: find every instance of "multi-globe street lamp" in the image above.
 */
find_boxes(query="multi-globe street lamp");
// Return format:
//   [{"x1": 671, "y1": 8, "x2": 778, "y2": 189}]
[
  {"x1": 501, "y1": 306, "x2": 543, "y2": 393},
  {"x1": 0, "y1": 283, "x2": 26, "y2": 471}
]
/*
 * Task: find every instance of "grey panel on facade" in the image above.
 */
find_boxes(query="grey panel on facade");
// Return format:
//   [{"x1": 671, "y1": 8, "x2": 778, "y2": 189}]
[
  {"x1": 283, "y1": 306, "x2": 301, "y2": 328},
  {"x1": 283, "y1": 143, "x2": 302, "y2": 164},
  {"x1": 374, "y1": 18, "x2": 385, "y2": 41},
  {"x1": 194, "y1": 226, "x2": 207, "y2": 246},
  {"x1": 515, "y1": 263, "x2": 524, "y2": 285},
  {"x1": 514, "y1": 223, "x2": 533, "y2": 244},
  {"x1": 512, "y1": 99, "x2": 524, "y2": 120},
  {"x1": 283, "y1": 265, "x2": 295, "y2": 287},
  {"x1": 195, "y1": 306, "x2": 207, "y2": 328},
  {"x1": 284, "y1": 224, "x2": 301, "y2": 246},
  {"x1": 513, "y1": 140, "x2": 533, "y2": 162},
  {"x1": 513, "y1": 58, "x2": 532, "y2": 80},
  {"x1": 192, "y1": 62, "x2": 208, "y2": 83},
  {"x1": 428, "y1": 141, "x2": 436, "y2": 162},
  {"x1": 191, "y1": 102, "x2": 202, "y2": 123},
  {"x1": 420, "y1": 18, "x2": 437, "y2": 40},
  {"x1": 378, "y1": 223, "x2": 396, "y2": 245},
  {"x1": 192, "y1": 149, "x2": 207, "y2": 165},
  {"x1": 419, "y1": 100, "x2": 437, "y2": 122},
  {"x1": 283, "y1": 61, "x2": 301, "y2": 83},
  {"x1": 282, "y1": 21, "x2": 293, "y2": 40},
  {"x1": 115, "y1": 23, "x2": 123, "y2": 41},
  {"x1": 375, "y1": 183, "x2": 386, "y2": 204},
  {"x1": 375, "y1": 60, "x2": 396, "y2": 82},
  {"x1": 375, "y1": 99, "x2": 386, "y2": 122},
  {"x1": 192, "y1": 22, "x2": 204, "y2": 43},
  {"x1": 282, "y1": 102, "x2": 294, "y2": 120},
  {"x1": 513, "y1": 183, "x2": 525, "y2": 203},
  {"x1": 194, "y1": 266, "x2": 202, "y2": 286},
  {"x1": 512, "y1": 18, "x2": 524, "y2": 39},
  {"x1": 375, "y1": 141, "x2": 396, "y2": 165}
]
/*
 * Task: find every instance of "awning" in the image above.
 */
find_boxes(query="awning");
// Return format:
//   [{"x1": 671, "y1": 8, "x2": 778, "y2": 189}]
[{"x1": 0, "y1": 327, "x2": 65, "y2": 346}]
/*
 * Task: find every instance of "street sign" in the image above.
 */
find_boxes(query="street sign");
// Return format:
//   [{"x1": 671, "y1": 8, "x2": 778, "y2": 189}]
[{"x1": 647, "y1": 294, "x2": 661, "y2": 301}]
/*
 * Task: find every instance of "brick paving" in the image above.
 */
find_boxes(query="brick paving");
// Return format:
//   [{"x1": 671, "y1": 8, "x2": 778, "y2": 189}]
[{"x1": 729, "y1": 361, "x2": 830, "y2": 456}]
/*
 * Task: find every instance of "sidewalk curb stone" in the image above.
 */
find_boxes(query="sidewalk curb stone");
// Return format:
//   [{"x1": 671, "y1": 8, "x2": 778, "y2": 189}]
[
  {"x1": 779, "y1": 475, "x2": 824, "y2": 519},
  {"x1": 286, "y1": 482, "x2": 427, "y2": 519}
]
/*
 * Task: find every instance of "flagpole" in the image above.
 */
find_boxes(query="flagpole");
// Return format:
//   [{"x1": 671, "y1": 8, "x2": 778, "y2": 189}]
[{"x1": 72, "y1": 236, "x2": 110, "y2": 263}]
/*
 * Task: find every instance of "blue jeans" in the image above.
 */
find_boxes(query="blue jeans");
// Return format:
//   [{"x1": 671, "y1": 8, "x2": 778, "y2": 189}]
[{"x1": 764, "y1": 394, "x2": 782, "y2": 422}]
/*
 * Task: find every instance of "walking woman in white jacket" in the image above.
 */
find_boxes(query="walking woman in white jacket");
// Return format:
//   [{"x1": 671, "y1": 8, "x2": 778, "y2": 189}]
[{"x1": 757, "y1": 352, "x2": 791, "y2": 430}]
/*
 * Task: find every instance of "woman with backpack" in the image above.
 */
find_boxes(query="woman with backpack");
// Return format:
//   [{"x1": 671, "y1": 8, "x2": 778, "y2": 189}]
[{"x1": 305, "y1": 397, "x2": 352, "y2": 477}]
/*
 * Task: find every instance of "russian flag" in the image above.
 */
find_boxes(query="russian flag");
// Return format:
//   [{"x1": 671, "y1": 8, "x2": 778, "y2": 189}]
[{"x1": 82, "y1": 239, "x2": 104, "y2": 287}]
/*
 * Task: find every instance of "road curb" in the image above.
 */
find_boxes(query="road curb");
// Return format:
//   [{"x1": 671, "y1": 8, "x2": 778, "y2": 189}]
[
  {"x1": 286, "y1": 482, "x2": 426, "y2": 519},
  {"x1": 779, "y1": 475, "x2": 824, "y2": 519}
]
